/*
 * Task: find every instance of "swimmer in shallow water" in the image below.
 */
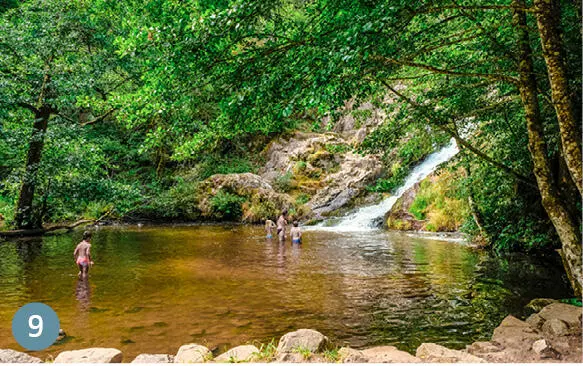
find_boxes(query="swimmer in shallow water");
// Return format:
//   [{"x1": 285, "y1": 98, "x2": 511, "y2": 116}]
[
  {"x1": 265, "y1": 218, "x2": 276, "y2": 239},
  {"x1": 290, "y1": 221, "x2": 302, "y2": 244},
  {"x1": 74, "y1": 231, "x2": 94, "y2": 279},
  {"x1": 277, "y1": 209, "x2": 288, "y2": 242}
]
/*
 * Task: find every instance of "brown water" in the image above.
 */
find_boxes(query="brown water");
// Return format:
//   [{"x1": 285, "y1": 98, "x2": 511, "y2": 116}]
[{"x1": 0, "y1": 225, "x2": 571, "y2": 360}]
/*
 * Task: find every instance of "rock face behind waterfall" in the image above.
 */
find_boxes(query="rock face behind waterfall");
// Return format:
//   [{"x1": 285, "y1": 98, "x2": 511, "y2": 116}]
[{"x1": 259, "y1": 132, "x2": 382, "y2": 218}]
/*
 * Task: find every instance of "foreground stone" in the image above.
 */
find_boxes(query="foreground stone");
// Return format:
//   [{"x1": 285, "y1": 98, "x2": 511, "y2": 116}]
[
  {"x1": 361, "y1": 346, "x2": 421, "y2": 363},
  {"x1": 215, "y1": 345, "x2": 259, "y2": 362},
  {"x1": 0, "y1": 349, "x2": 42, "y2": 363},
  {"x1": 131, "y1": 354, "x2": 174, "y2": 363},
  {"x1": 174, "y1": 344, "x2": 211, "y2": 363},
  {"x1": 338, "y1": 347, "x2": 367, "y2": 363},
  {"x1": 276, "y1": 329, "x2": 328, "y2": 354},
  {"x1": 416, "y1": 343, "x2": 486, "y2": 363},
  {"x1": 537, "y1": 303, "x2": 582, "y2": 330},
  {"x1": 54, "y1": 348, "x2": 122, "y2": 363}
]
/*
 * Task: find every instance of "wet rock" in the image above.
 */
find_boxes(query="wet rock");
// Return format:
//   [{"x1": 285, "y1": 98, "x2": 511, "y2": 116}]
[
  {"x1": 537, "y1": 303, "x2": 582, "y2": 329},
  {"x1": 131, "y1": 354, "x2": 174, "y2": 363},
  {"x1": 276, "y1": 329, "x2": 328, "y2": 354},
  {"x1": 525, "y1": 313, "x2": 545, "y2": 330},
  {"x1": 214, "y1": 345, "x2": 259, "y2": 362},
  {"x1": 338, "y1": 347, "x2": 367, "y2": 363},
  {"x1": 525, "y1": 298, "x2": 558, "y2": 314},
  {"x1": 416, "y1": 343, "x2": 486, "y2": 363},
  {"x1": 54, "y1": 348, "x2": 123, "y2": 363},
  {"x1": 360, "y1": 346, "x2": 420, "y2": 363},
  {"x1": 0, "y1": 349, "x2": 42, "y2": 363},
  {"x1": 174, "y1": 344, "x2": 211, "y2": 363},
  {"x1": 57, "y1": 328, "x2": 67, "y2": 342},
  {"x1": 542, "y1": 319, "x2": 569, "y2": 337}
]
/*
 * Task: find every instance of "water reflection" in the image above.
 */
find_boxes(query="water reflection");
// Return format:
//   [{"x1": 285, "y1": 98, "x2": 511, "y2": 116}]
[
  {"x1": 75, "y1": 278, "x2": 91, "y2": 311},
  {"x1": 15, "y1": 238, "x2": 43, "y2": 263}
]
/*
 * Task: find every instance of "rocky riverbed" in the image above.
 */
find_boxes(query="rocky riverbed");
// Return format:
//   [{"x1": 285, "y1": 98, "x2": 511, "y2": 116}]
[{"x1": 1, "y1": 301, "x2": 580, "y2": 363}]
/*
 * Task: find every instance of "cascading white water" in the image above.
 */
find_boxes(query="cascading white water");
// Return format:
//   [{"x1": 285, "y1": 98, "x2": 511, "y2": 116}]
[{"x1": 314, "y1": 138, "x2": 459, "y2": 231}]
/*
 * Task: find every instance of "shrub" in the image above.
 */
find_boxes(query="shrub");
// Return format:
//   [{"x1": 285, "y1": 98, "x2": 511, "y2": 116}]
[
  {"x1": 210, "y1": 190, "x2": 246, "y2": 220},
  {"x1": 273, "y1": 172, "x2": 294, "y2": 192},
  {"x1": 295, "y1": 193, "x2": 311, "y2": 205}
]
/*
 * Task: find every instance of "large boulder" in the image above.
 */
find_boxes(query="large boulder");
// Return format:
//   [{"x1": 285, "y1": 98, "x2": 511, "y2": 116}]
[
  {"x1": 542, "y1": 319, "x2": 569, "y2": 337},
  {"x1": 0, "y1": 349, "x2": 42, "y2": 363},
  {"x1": 131, "y1": 354, "x2": 174, "y2": 363},
  {"x1": 174, "y1": 344, "x2": 211, "y2": 363},
  {"x1": 491, "y1": 315, "x2": 542, "y2": 350},
  {"x1": 360, "y1": 346, "x2": 420, "y2": 363},
  {"x1": 416, "y1": 343, "x2": 486, "y2": 363},
  {"x1": 214, "y1": 345, "x2": 259, "y2": 362},
  {"x1": 537, "y1": 303, "x2": 582, "y2": 329},
  {"x1": 276, "y1": 329, "x2": 328, "y2": 354},
  {"x1": 54, "y1": 348, "x2": 122, "y2": 363}
]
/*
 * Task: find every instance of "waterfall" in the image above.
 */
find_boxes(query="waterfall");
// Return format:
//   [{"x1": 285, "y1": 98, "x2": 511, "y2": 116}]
[{"x1": 314, "y1": 139, "x2": 459, "y2": 231}]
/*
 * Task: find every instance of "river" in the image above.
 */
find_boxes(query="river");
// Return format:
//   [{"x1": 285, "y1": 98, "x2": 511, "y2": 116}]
[{"x1": 0, "y1": 224, "x2": 571, "y2": 359}]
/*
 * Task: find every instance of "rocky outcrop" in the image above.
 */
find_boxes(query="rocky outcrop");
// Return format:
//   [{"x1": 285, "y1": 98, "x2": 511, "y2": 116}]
[
  {"x1": 174, "y1": 344, "x2": 211, "y2": 363},
  {"x1": 260, "y1": 132, "x2": 382, "y2": 218},
  {"x1": 214, "y1": 345, "x2": 259, "y2": 362},
  {"x1": 54, "y1": 348, "x2": 123, "y2": 363},
  {"x1": 466, "y1": 303, "x2": 582, "y2": 362},
  {"x1": 130, "y1": 354, "x2": 174, "y2": 363},
  {"x1": 195, "y1": 173, "x2": 299, "y2": 223},
  {"x1": 0, "y1": 349, "x2": 42, "y2": 363},
  {"x1": 276, "y1": 329, "x2": 328, "y2": 354}
]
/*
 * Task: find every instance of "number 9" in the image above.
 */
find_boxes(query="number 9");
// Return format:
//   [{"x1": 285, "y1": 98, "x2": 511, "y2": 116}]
[{"x1": 28, "y1": 315, "x2": 43, "y2": 338}]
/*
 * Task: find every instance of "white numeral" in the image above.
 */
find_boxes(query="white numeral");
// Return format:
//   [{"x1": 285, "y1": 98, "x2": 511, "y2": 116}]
[{"x1": 28, "y1": 315, "x2": 43, "y2": 338}]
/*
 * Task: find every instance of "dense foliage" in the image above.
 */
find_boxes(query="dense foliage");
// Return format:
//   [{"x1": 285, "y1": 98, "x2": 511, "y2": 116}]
[{"x1": 0, "y1": 0, "x2": 581, "y2": 291}]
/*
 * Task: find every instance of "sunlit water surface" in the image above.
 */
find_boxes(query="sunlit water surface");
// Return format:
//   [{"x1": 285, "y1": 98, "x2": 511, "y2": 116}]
[{"x1": 0, "y1": 225, "x2": 571, "y2": 359}]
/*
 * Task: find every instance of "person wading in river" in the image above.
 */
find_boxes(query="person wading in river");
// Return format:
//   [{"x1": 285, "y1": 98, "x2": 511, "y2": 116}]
[
  {"x1": 277, "y1": 209, "x2": 288, "y2": 242},
  {"x1": 264, "y1": 218, "x2": 276, "y2": 239},
  {"x1": 74, "y1": 231, "x2": 94, "y2": 279},
  {"x1": 290, "y1": 221, "x2": 302, "y2": 244}
]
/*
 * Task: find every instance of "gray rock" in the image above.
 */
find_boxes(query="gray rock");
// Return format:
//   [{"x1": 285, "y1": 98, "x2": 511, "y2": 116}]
[
  {"x1": 174, "y1": 344, "x2": 211, "y2": 363},
  {"x1": 131, "y1": 354, "x2": 174, "y2": 363},
  {"x1": 542, "y1": 318, "x2": 569, "y2": 337},
  {"x1": 276, "y1": 329, "x2": 328, "y2": 354},
  {"x1": 526, "y1": 313, "x2": 545, "y2": 330},
  {"x1": 0, "y1": 349, "x2": 42, "y2": 363},
  {"x1": 54, "y1": 348, "x2": 123, "y2": 363},
  {"x1": 338, "y1": 347, "x2": 368, "y2": 363},
  {"x1": 214, "y1": 345, "x2": 259, "y2": 362},
  {"x1": 416, "y1": 343, "x2": 486, "y2": 363},
  {"x1": 538, "y1": 303, "x2": 582, "y2": 329},
  {"x1": 360, "y1": 346, "x2": 421, "y2": 363},
  {"x1": 531, "y1": 339, "x2": 561, "y2": 359}
]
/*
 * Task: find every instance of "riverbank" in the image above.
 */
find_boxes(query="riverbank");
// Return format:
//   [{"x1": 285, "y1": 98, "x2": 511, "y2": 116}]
[{"x1": 1, "y1": 301, "x2": 580, "y2": 363}]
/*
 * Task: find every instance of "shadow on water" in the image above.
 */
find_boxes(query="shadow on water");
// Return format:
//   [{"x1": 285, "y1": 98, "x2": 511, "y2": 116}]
[{"x1": 0, "y1": 225, "x2": 573, "y2": 358}]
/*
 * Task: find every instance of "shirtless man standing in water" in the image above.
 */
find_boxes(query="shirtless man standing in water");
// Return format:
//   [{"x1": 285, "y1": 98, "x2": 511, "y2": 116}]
[
  {"x1": 277, "y1": 209, "x2": 288, "y2": 242},
  {"x1": 264, "y1": 218, "x2": 276, "y2": 239},
  {"x1": 74, "y1": 231, "x2": 93, "y2": 279}
]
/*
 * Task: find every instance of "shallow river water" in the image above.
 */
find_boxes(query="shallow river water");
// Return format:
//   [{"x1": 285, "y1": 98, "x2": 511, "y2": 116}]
[{"x1": 0, "y1": 225, "x2": 571, "y2": 359}]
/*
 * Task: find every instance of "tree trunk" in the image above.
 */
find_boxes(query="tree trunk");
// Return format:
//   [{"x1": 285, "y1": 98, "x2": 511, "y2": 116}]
[
  {"x1": 513, "y1": 1, "x2": 582, "y2": 296},
  {"x1": 533, "y1": 0, "x2": 583, "y2": 195},
  {"x1": 14, "y1": 107, "x2": 50, "y2": 230}
]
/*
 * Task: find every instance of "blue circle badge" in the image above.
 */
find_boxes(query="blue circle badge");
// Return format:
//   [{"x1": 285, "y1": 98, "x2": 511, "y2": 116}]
[{"x1": 12, "y1": 303, "x2": 60, "y2": 351}]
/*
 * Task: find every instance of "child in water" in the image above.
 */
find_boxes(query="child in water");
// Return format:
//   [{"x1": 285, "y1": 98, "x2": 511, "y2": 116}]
[
  {"x1": 290, "y1": 221, "x2": 302, "y2": 244},
  {"x1": 264, "y1": 218, "x2": 276, "y2": 239},
  {"x1": 74, "y1": 231, "x2": 94, "y2": 279}
]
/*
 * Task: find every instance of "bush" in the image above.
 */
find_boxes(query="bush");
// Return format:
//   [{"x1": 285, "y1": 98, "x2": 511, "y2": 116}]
[
  {"x1": 295, "y1": 193, "x2": 311, "y2": 205},
  {"x1": 210, "y1": 190, "x2": 246, "y2": 220},
  {"x1": 273, "y1": 172, "x2": 294, "y2": 192}
]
